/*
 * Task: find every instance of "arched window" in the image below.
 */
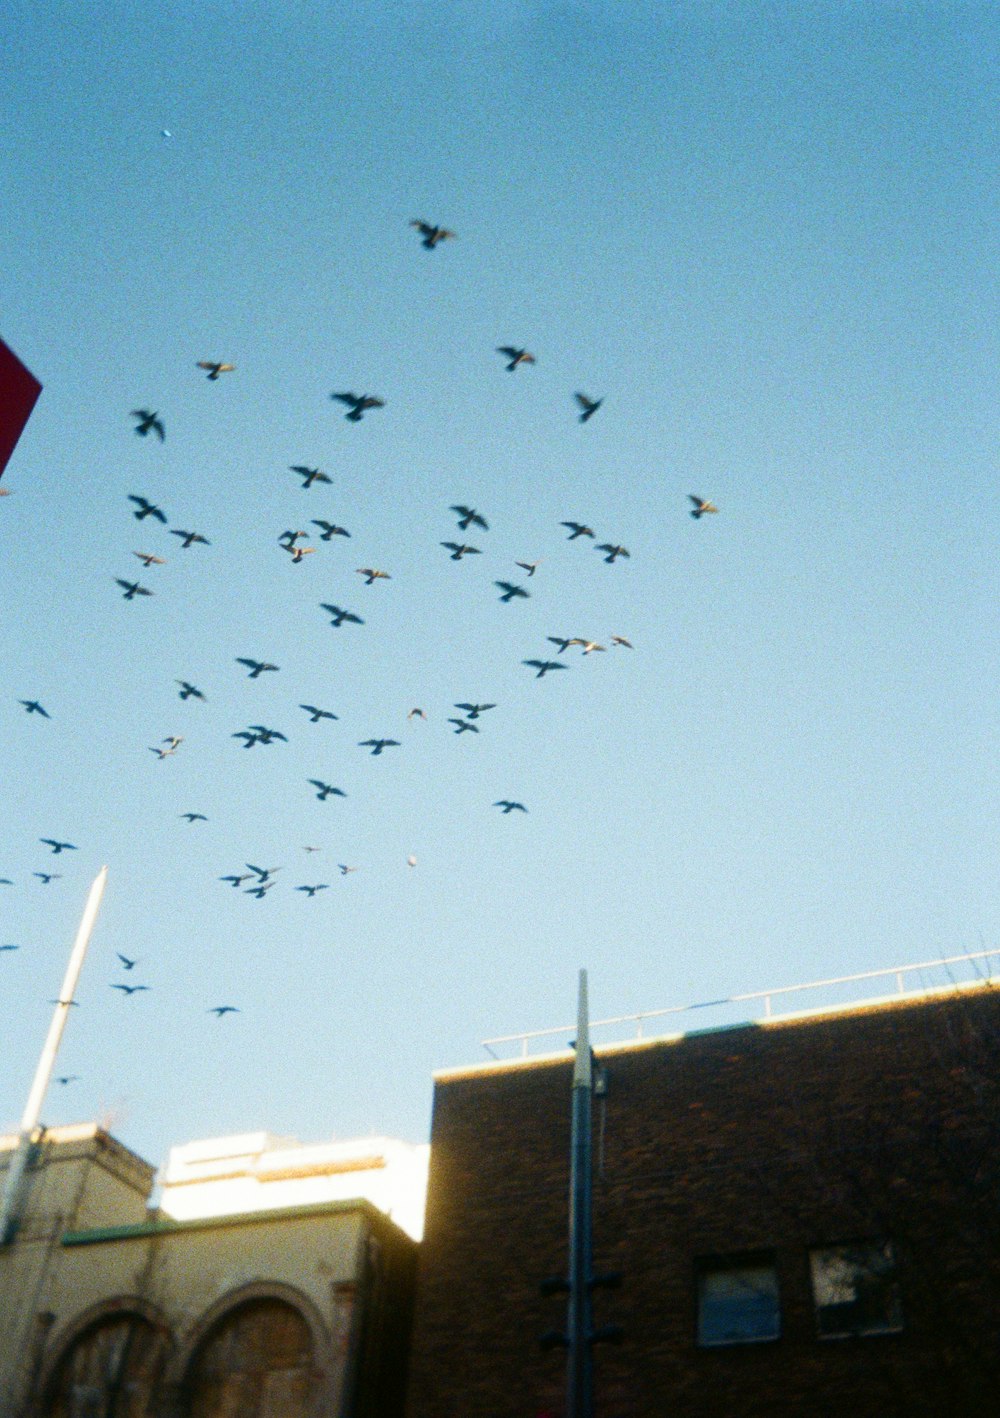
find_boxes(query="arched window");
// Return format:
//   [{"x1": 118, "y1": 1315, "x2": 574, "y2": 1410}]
[
  {"x1": 43, "y1": 1312, "x2": 168, "y2": 1418},
  {"x1": 183, "y1": 1298, "x2": 319, "y2": 1418}
]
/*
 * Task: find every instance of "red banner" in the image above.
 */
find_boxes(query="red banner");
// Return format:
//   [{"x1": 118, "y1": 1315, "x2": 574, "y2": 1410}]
[{"x1": 0, "y1": 339, "x2": 42, "y2": 480}]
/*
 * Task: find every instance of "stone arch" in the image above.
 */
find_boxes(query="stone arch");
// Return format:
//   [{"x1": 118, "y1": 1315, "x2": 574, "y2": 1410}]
[
  {"x1": 175, "y1": 1283, "x2": 330, "y2": 1418},
  {"x1": 37, "y1": 1298, "x2": 173, "y2": 1418}
]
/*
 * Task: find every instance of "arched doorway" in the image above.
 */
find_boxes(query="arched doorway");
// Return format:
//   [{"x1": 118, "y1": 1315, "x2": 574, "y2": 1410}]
[
  {"x1": 43, "y1": 1311, "x2": 168, "y2": 1418},
  {"x1": 183, "y1": 1297, "x2": 320, "y2": 1418}
]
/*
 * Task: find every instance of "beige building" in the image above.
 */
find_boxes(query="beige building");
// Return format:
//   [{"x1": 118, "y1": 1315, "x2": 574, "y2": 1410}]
[{"x1": 0, "y1": 1124, "x2": 419, "y2": 1418}]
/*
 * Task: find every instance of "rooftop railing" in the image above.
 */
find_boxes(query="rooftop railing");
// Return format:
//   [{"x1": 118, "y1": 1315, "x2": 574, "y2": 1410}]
[{"x1": 481, "y1": 949, "x2": 1000, "y2": 1060}]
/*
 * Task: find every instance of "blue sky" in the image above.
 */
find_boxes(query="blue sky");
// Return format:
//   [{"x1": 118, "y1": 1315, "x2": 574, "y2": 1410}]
[{"x1": 2, "y1": 1, "x2": 999, "y2": 1168}]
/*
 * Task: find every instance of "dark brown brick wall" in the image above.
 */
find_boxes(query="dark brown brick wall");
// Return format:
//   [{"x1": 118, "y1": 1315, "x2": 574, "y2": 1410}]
[{"x1": 406, "y1": 987, "x2": 1000, "y2": 1418}]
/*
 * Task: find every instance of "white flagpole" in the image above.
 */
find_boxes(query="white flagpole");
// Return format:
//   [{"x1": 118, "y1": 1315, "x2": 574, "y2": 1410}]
[{"x1": 0, "y1": 866, "x2": 108, "y2": 1244}]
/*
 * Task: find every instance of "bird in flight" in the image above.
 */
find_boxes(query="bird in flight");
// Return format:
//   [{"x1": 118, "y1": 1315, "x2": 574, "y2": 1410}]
[
  {"x1": 454, "y1": 702, "x2": 495, "y2": 719},
  {"x1": 296, "y1": 884, "x2": 329, "y2": 896},
  {"x1": 128, "y1": 495, "x2": 167, "y2": 523},
  {"x1": 209, "y1": 1005, "x2": 240, "y2": 1016},
  {"x1": 515, "y1": 560, "x2": 540, "y2": 577},
  {"x1": 547, "y1": 636, "x2": 578, "y2": 654},
  {"x1": 321, "y1": 604, "x2": 364, "y2": 628},
  {"x1": 117, "y1": 954, "x2": 138, "y2": 970},
  {"x1": 291, "y1": 465, "x2": 332, "y2": 489},
  {"x1": 611, "y1": 634, "x2": 633, "y2": 648},
  {"x1": 356, "y1": 567, "x2": 391, "y2": 584},
  {"x1": 578, "y1": 641, "x2": 606, "y2": 655},
  {"x1": 176, "y1": 680, "x2": 206, "y2": 701},
  {"x1": 41, "y1": 839, "x2": 76, "y2": 854},
  {"x1": 111, "y1": 983, "x2": 150, "y2": 996},
  {"x1": 133, "y1": 551, "x2": 165, "y2": 567},
  {"x1": 495, "y1": 581, "x2": 530, "y2": 602},
  {"x1": 596, "y1": 543, "x2": 629, "y2": 563},
  {"x1": 115, "y1": 578, "x2": 154, "y2": 600},
  {"x1": 1, "y1": 944, "x2": 19, "y2": 951},
  {"x1": 280, "y1": 530, "x2": 308, "y2": 547},
  {"x1": 283, "y1": 543, "x2": 315, "y2": 564},
  {"x1": 561, "y1": 521, "x2": 594, "y2": 540},
  {"x1": 179, "y1": 812, "x2": 208, "y2": 823},
  {"x1": 448, "y1": 717, "x2": 479, "y2": 734},
  {"x1": 331, "y1": 392, "x2": 385, "y2": 421},
  {"x1": 247, "y1": 725, "x2": 287, "y2": 745},
  {"x1": 450, "y1": 505, "x2": 489, "y2": 532},
  {"x1": 197, "y1": 361, "x2": 235, "y2": 380},
  {"x1": 233, "y1": 730, "x2": 262, "y2": 749},
  {"x1": 523, "y1": 660, "x2": 568, "y2": 679},
  {"x1": 170, "y1": 529, "x2": 210, "y2": 549},
  {"x1": 219, "y1": 873, "x2": 253, "y2": 888},
  {"x1": 312, "y1": 520, "x2": 351, "y2": 541},
  {"x1": 19, "y1": 699, "x2": 50, "y2": 717},
  {"x1": 407, "y1": 708, "x2": 427, "y2": 721},
  {"x1": 441, "y1": 542, "x2": 481, "y2": 560},
  {"x1": 410, "y1": 219, "x2": 456, "y2": 249},
  {"x1": 236, "y1": 658, "x2": 279, "y2": 677},
  {"x1": 300, "y1": 704, "x2": 339, "y2": 723},
  {"x1": 338, "y1": 864, "x2": 358, "y2": 875},
  {"x1": 55, "y1": 1075, "x2": 78, "y2": 1085},
  {"x1": 688, "y1": 495, "x2": 719, "y2": 519},
  {"x1": 149, "y1": 736, "x2": 182, "y2": 759},
  {"x1": 33, "y1": 872, "x2": 61, "y2": 884},
  {"x1": 245, "y1": 881, "x2": 275, "y2": 899},
  {"x1": 494, "y1": 800, "x2": 528, "y2": 814},
  {"x1": 496, "y1": 346, "x2": 536, "y2": 371},
  {"x1": 131, "y1": 409, "x2": 165, "y2": 441},
  {"x1": 574, "y1": 393, "x2": 603, "y2": 423},
  {"x1": 359, "y1": 739, "x2": 400, "y2": 755},
  {"x1": 246, "y1": 863, "x2": 282, "y2": 883},
  {"x1": 308, "y1": 780, "x2": 347, "y2": 801}
]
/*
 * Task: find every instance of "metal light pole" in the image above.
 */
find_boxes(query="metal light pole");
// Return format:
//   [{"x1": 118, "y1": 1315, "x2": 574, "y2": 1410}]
[
  {"x1": 0, "y1": 866, "x2": 108, "y2": 1245},
  {"x1": 567, "y1": 968, "x2": 595, "y2": 1418}
]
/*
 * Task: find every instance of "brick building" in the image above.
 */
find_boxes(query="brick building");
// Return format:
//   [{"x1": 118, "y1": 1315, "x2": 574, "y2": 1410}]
[{"x1": 406, "y1": 979, "x2": 1000, "y2": 1418}]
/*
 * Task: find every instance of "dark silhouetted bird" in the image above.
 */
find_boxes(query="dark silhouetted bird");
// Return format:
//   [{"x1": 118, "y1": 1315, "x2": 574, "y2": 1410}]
[
  {"x1": 321, "y1": 604, "x2": 364, "y2": 628},
  {"x1": 688, "y1": 495, "x2": 719, "y2": 519},
  {"x1": 291, "y1": 465, "x2": 332, "y2": 489},
  {"x1": 441, "y1": 542, "x2": 481, "y2": 560},
  {"x1": 407, "y1": 708, "x2": 427, "y2": 721},
  {"x1": 515, "y1": 560, "x2": 540, "y2": 576},
  {"x1": 574, "y1": 393, "x2": 603, "y2": 422},
  {"x1": 331, "y1": 392, "x2": 385, "y2": 421},
  {"x1": 220, "y1": 873, "x2": 253, "y2": 888},
  {"x1": 454, "y1": 703, "x2": 495, "y2": 719},
  {"x1": 410, "y1": 220, "x2": 456, "y2": 249},
  {"x1": 561, "y1": 521, "x2": 594, "y2": 539},
  {"x1": 300, "y1": 705, "x2": 339, "y2": 723},
  {"x1": 56, "y1": 1075, "x2": 78, "y2": 1085},
  {"x1": 596, "y1": 543, "x2": 629, "y2": 563},
  {"x1": 133, "y1": 551, "x2": 165, "y2": 567},
  {"x1": 117, "y1": 954, "x2": 138, "y2": 969},
  {"x1": 131, "y1": 409, "x2": 164, "y2": 440},
  {"x1": 495, "y1": 581, "x2": 529, "y2": 602},
  {"x1": 496, "y1": 346, "x2": 535, "y2": 371},
  {"x1": 245, "y1": 881, "x2": 275, "y2": 899},
  {"x1": 523, "y1": 660, "x2": 568, "y2": 678},
  {"x1": 247, "y1": 725, "x2": 287, "y2": 744},
  {"x1": 448, "y1": 718, "x2": 479, "y2": 734},
  {"x1": 280, "y1": 530, "x2": 308, "y2": 547},
  {"x1": 296, "y1": 884, "x2": 329, "y2": 896},
  {"x1": 236, "y1": 658, "x2": 279, "y2": 677},
  {"x1": 338, "y1": 864, "x2": 358, "y2": 875},
  {"x1": 359, "y1": 739, "x2": 400, "y2": 755},
  {"x1": 116, "y1": 578, "x2": 153, "y2": 600},
  {"x1": 450, "y1": 505, "x2": 489, "y2": 532},
  {"x1": 233, "y1": 730, "x2": 261, "y2": 748},
  {"x1": 611, "y1": 635, "x2": 633, "y2": 648},
  {"x1": 33, "y1": 872, "x2": 61, "y2": 884},
  {"x1": 176, "y1": 681, "x2": 206, "y2": 701},
  {"x1": 41, "y1": 839, "x2": 76, "y2": 854},
  {"x1": 128, "y1": 495, "x2": 167, "y2": 523},
  {"x1": 284, "y1": 544, "x2": 314, "y2": 564},
  {"x1": 494, "y1": 800, "x2": 528, "y2": 813},
  {"x1": 19, "y1": 699, "x2": 50, "y2": 717},
  {"x1": 197, "y1": 361, "x2": 235, "y2": 380},
  {"x1": 112, "y1": 983, "x2": 150, "y2": 995},
  {"x1": 547, "y1": 636, "x2": 578, "y2": 654},
  {"x1": 1, "y1": 944, "x2": 19, "y2": 951},
  {"x1": 308, "y1": 780, "x2": 347, "y2": 801},
  {"x1": 312, "y1": 520, "x2": 351, "y2": 540},
  {"x1": 209, "y1": 1005, "x2": 239, "y2": 1016},
  {"x1": 170, "y1": 529, "x2": 210, "y2": 549},
  {"x1": 180, "y1": 812, "x2": 207, "y2": 823}
]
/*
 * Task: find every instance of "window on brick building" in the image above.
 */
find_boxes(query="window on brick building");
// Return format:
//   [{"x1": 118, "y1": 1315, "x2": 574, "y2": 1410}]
[
  {"x1": 809, "y1": 1241, "x2": 903, "y2": 1339},
  {"x1": 696, "y1": 1255, "x2": 781, "y2": 1346}
]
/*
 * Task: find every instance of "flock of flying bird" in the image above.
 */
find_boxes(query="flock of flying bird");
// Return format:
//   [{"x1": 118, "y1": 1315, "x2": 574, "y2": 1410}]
[{"x1": 4, "y1": 216, "x2": 720, "y2": 1078}]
